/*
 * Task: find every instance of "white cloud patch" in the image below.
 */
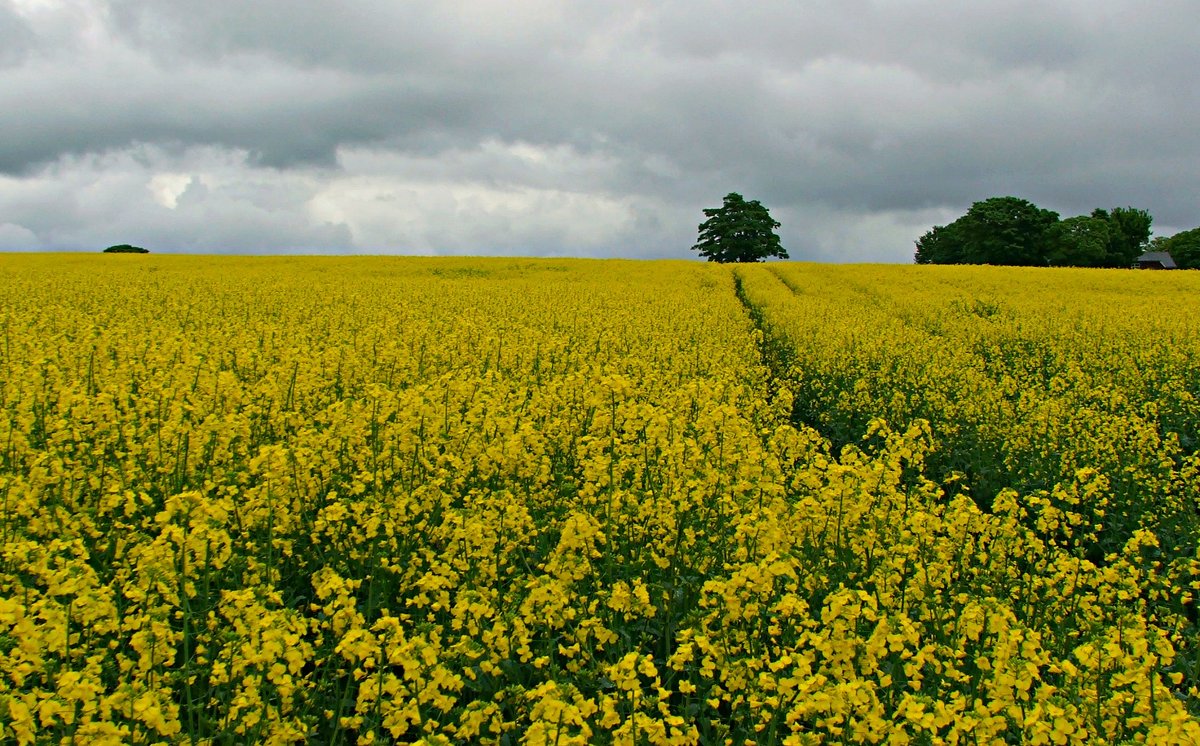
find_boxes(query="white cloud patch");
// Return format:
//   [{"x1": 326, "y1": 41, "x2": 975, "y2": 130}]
[
  {"x1": 308, "y1": 177, "x2": 638, "y2": 255},
  {"x1": 147, "y1": 172, "x2": 191, "y2": 209},
  {"x1": 306, "y1": 141, "x2": 649, "y2": 255}
]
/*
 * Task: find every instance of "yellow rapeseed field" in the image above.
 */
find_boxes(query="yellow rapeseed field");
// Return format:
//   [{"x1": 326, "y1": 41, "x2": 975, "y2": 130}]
[{"x1": 1, "y1": 254, "x2": 1197, "y2": 744}]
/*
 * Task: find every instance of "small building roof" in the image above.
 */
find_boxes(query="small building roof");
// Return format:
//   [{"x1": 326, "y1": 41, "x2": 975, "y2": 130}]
[{"x1": 1137, "y1": 251, "x2": 1177, "y2": 268}]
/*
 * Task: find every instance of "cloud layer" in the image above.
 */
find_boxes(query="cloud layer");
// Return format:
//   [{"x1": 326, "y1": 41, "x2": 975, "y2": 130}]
[{"x1": 3, "y1": 0, "x2": 1198, "y2": 260}]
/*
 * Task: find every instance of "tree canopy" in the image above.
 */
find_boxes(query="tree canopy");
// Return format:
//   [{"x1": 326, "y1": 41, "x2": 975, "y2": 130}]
[
  {"x1": 104, "y1": 244, "x2": 149, "y2": 253},
  {"x1": 1091, "y1": 207, "x2": 1154, "y2": 267},
  {"x1": 914, "y1": 198, "x2": 1153, "y2": 268},
  {"x1": 692, "y1": 193, "x2": 787, "y2": 263},
  {"x1": 1163, "y1": 227, "x2": 1200, "y2": 269},
  {"x1": 960, "y1": 197, "x2": 1060, "y2": 266},
  {"x1": 1047, "y1": 215, "x2": 1110, "y2": 267}
]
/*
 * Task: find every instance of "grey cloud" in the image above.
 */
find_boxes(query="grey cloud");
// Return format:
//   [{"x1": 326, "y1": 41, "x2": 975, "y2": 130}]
[
  {"x1": 0, "y1": 4, "x2": 35, "y2": 66},
  {"x1": 0, "y1": 222, "x2": 38, "y2": 250},
  {"x1": 1, "y1": 1, "x2": 1198, "y2": 261},
  {"x1": 105, "y1": 1, "x2": 591, "y2": 74},
  {"x1": 0, "y1": 53, "x2": 484, "y2": 172}
]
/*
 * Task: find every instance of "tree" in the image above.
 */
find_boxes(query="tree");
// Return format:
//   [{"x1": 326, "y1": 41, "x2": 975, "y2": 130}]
[
  {"x1": 1163, "y1": 227, "x2": 1200, "y2": 269},
  {"x1": 957, "y1": 197, "x2": 1059, "y2": 265},
  {"x1": 912, "y1": 197, "x2": 1058, "y2": 266},
  {"x1": 1046, "y1": 215, "x2": 1110, "y2": 267},
  {"x1": 104, "y1": 244, "x2": 149, "y2": 253},
  {"x1": 692, "y1": 193, "x2": 787, "y2": 263},
  {"x1": 1146, "y1": 235, "x2": 1170, "y2": 252},
  {"x1": 1092, "y1": 207, "x2": 1152, "y2": 267},
  {"x1": 914, "y1": 223, "x2": 965, "y2": 264}
]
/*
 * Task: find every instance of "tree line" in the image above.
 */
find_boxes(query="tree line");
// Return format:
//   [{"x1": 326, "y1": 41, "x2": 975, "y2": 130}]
[{"x1": 914, "y1": 196, "x2": 1199, "y2": 268}]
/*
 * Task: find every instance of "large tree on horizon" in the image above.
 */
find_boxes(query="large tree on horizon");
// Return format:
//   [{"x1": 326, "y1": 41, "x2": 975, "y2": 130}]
[
  {"x1": 915, "y1": 197, "x2": 1058, "y2": 266},
  {"x1": 956, "y1": 197, "x2": 1060, "y2": 266},
  {"x1": 692, "y1": 193, "x2": 788, "y2": 263}
]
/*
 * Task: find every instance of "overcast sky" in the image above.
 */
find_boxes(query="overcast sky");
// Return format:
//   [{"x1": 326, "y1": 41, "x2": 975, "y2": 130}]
[{"x1": 2, "y1": 0, "x2": 1198, "y2": 261}]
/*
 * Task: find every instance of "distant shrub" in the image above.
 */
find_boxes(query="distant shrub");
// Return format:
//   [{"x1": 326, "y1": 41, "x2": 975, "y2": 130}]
[{"x1": 103, "y1": 244, "x2": 149, "y2": 253}]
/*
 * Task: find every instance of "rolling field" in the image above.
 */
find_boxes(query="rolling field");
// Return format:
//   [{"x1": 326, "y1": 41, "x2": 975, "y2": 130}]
[{"x1": 1, "y1": 254, "x2": 1198, "y2": 744}]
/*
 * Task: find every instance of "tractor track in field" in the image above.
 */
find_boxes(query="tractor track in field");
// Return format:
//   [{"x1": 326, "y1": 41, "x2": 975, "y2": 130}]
[{"x1": 729, "y1": 265, "x2": 841, "y2": 450}]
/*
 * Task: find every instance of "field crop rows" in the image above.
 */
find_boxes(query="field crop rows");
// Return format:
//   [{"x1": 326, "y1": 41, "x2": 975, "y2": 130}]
[{"x1": 0, "y1": 255, "x2": 1198, "y2": 744}]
